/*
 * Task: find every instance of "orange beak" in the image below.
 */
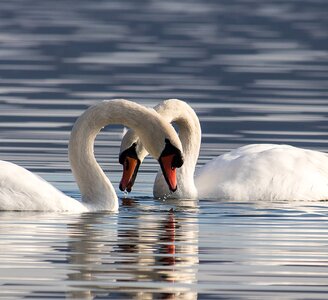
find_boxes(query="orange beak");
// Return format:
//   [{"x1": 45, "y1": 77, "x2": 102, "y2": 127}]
[
  {"x1": 159, "y1": 154, "x2": 177, "y2": 192},
  {"x1": 119, "y1": 157, "x2": 140, "y2": 192}
]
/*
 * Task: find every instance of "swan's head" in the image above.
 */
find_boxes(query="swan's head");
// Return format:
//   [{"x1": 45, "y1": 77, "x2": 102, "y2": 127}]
[
  {"x1": 119, "y1": 128, "x2": 183, "y2": 193},
  {"x1": 119, "y1": 130, "x2": 147, "y2": 192}
]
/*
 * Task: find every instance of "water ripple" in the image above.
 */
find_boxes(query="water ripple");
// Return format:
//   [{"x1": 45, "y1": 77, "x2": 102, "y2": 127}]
[{"x1": 1, "y1": 0, "x2": 328, "y2": 298}]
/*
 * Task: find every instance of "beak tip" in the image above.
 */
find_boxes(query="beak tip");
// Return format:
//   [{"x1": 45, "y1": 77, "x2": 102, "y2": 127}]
[
  {"x1": 120, "y1": 157, "x2": 140, "y2": 194},
  {"x1": 119, "y1": 183, "x2": 124, "y2": 192}
]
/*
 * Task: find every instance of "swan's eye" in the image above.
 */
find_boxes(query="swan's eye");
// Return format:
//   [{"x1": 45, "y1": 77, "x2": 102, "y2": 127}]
[
  {"x1": 161, "y1": 139, "x2": 184, "y2": 168},
  {"x1": 172, "y1": 153, "x2": 183, "y2": 168},
  {"x1": 119, "y1": 143, "x2": 138, "y2": 165}
]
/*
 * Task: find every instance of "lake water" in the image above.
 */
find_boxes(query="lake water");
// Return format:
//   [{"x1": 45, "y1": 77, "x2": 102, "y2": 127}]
[{"x1": 1, "y1": 0, "x2": 328, "y2": 298}]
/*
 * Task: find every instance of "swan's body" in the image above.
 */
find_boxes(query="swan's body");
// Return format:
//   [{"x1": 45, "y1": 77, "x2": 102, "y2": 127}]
[
  {"x1": 0, "y1": 160, "x2": 85, "y2": 211},
  {"x1": 120, "y1": 99, "x2": 328, "y2": 201},
  {"x1": 195, "y1": 144, "x2": 328, "y2": 201},
  {"x1": 0, "y1": 99, "x2": 183, "y2": 212}
]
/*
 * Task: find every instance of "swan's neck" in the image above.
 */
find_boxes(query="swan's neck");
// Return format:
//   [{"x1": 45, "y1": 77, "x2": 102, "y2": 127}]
[
  {"x1": 69, "y1": 100, "x2": 178, "y2": 210},
  {"x1": 154, "y1": 99, "x2": 201, "y2": 198},
  {"x1": 69, "y1": 104, "x2": 118, "y2": 211}
]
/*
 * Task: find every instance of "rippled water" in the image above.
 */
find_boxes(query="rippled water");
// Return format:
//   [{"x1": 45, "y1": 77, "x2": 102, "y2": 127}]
[{"x1": 1, "y1": 0, "x2": 328, "y2": 298}]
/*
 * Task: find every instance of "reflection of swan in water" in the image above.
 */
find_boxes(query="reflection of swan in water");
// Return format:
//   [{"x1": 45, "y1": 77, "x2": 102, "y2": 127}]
[
  {"x1": 66, "y1": 213, "x2": 118, "y2": 299},
  {"x1": 0, "y1": 203, "x2": 198, "y2": 299},
  {"x1": 115, "y1": 199, "x2": 199, "y2": 299},
  {"x1": 120, "y1": 99, "x2": 328, "y2": 201},
  {"x1": 0, "y1": 99, "x2": 183, "y2": 212},
  {"x1": 0, "y1": 212, "x2": 106, "y2": 298},
  {"x1": 65, "y1": 199, "x2": 199, "y2": 299},
  {"x1": 0, "y1": 208, "x2": 197, "y2": 299},
  {"x1": 1, "y1": 203, "x2": 326, "y2": 298}
]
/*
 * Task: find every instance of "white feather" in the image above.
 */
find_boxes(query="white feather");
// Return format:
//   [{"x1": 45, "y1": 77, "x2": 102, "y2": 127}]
[
  {"x1": 121, "y1": 99, "x2": 328, "y2": 201},
  {"x1": 0, "y1": 99, "x2": 183, "y2": 211}
]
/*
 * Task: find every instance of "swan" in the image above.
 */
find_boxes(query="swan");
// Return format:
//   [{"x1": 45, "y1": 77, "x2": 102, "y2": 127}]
[
  {"x1": 0, "y1": 99, "x2": 184, "y2": 212},
  {"x1": 119, "y1": 99, "x2": 328, "y2": 201}
]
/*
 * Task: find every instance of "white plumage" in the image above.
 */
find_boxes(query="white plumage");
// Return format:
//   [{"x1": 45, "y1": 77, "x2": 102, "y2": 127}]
[
  {"x1": 0, "y1": 99, "x2": 183, "y2": 212},
  {"x1": 0, "y1": 160, "x2": 84, "y2": 211},
  {"x1": 195, "y1": 144, "x2": 328, "y2": 201},
  {"x1": 120, "y1": 99, "x2": 328, "y2": 201}
]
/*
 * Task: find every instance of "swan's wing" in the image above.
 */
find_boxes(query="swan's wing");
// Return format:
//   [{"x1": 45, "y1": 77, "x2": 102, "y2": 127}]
[
  {"x1": 195, "y1": 144, "x2": 328, "y2": 201},
  {"x1": 0, "y1": 160, "x2": 86, "y2": 211}
]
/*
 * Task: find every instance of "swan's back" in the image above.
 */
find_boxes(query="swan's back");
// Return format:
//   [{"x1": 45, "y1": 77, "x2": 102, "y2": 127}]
[
  {"x1": 195, "y1": 144, "x2": 328, "y2": 201},
  {"x1": 0, "y1": 160, "x2": 86, "y2": 211}
]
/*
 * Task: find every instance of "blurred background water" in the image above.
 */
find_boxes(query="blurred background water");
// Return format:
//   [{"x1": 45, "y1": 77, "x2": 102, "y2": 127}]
[{"x1": 0, "y1": 0, "x2": 328, "y2": 298}]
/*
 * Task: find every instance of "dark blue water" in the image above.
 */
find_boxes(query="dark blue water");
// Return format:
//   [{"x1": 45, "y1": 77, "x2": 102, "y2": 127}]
[{"x1": 0, "y1": 0, "x2": 328, "y2": 298}]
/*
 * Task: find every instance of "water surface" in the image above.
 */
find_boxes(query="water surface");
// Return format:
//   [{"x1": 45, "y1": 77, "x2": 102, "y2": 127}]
[{"x1": 0, "y1": 0, "x2": 328, "y2": 298}]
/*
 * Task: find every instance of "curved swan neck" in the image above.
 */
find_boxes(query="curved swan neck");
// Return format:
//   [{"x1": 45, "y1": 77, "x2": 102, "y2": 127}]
[
  {"x1": 154, "y1": 99, "x2": 201, "y2": 198},
  {"x1": 154, "y1": 99, "x2": 201, "y2": 173},
  {"x1": 68, "y1": 103, "x2": 115, "y2": 211},
  {"x1": 69, "y1": 99, "x2": 182, "y2": 210}
]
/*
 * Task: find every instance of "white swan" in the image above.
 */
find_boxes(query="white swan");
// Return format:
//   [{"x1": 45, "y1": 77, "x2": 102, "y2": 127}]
[
  {"x1": 0, "y1": 99, "x2": 184, "y2": 212},
  {"x1": 119, "y1": 99, "x2": 328, "y2": 201}
]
